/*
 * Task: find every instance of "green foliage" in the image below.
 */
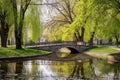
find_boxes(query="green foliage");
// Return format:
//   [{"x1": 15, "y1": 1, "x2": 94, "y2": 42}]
[
  {"x1": 29, "y1": 5, "x2": 41, "y2": 42},
  {"x1": 107, "y1": 17, "x2": 120, "y2": 38},
  {"x1": 22, "y1": 1, "x2": 42, "y2": 43},
  {"x1": 0, "y1": 0, "x2": 14, "y2": 25},
  {"x1": 44, "y1": 24, "x2": 73, "y2": 41},
  {"x1": 71, "y1": 0, "x2": 94, "y2": 42}
]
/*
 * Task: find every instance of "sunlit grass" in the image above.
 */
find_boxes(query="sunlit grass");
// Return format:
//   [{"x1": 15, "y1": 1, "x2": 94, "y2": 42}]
[
  {"x1": 85, "y1": 46, "x2": 120, "y2": 56},
  {"x1": 0, "y1": 48, "x2": 48, "y2": 57}
]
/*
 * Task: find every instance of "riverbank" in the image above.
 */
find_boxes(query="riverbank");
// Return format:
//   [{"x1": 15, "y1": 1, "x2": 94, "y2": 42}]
[
  {"x1": 0, "y1": 48, "x2": 48, "y2": 57},
  {"x1": 84, "y1": 46, "x2": 120, "y2": 63}
]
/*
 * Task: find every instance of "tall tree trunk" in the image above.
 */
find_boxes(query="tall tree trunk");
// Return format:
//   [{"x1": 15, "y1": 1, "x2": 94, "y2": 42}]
[
  {"x1": 73, "y1": 32, "x2": 78, "y2": 43},
  {"x1": 11, "y1": 0, "x2": 31, "y2": 49},
  {"x1": 115, "y1": 36, "x2": 119, "y2": 47},
  {"x1": 100, "y1": 40, "x2": 102, "y2": 45},
  {"x1": 80, "y1": 27, "x2": 85, "y2": 42},
  {"x1": 15, "y1": 30, "x2": 22, "y2": 49},
  {"x1": 115, "y1": 34, "x2": 119, "y2": 47},
  {"x1": 89, "y1": 32, "x2": 95, "y2": 46},
  {"x1": 108, "y1": 38, "x2": 112, "y2": 45},
  {"x1": 0, "y1": 19, "x2": 9, "y2": 47},
  {"x1": 15, "y1": 9, "x2": 24, "y2": 49},
  {"x1": 73, "y1": 27, "x2": 85, "y2": 43}
]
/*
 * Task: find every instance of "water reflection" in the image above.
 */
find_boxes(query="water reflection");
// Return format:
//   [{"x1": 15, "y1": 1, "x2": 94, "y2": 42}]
[{"x1": 0, "y1": 55, "x2": 120, "y2": 80}]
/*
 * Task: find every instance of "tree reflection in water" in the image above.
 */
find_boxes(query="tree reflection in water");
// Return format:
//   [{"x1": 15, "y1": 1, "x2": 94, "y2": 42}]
[
  {"x1": 70, "y1": 61, "x2": 85, "y2": 79},
  {"x1": 113, "y1": 64, "x2": 120, "y2": 80},
  {"x1": 0, "y1": 58, "x2": 120, "y2": 80},
  {"x1": 0, "y1": 63, "x2": 8, "y2": 79}
]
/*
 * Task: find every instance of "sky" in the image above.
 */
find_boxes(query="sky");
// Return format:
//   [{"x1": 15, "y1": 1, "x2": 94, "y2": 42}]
[{"x1": 41, "y1": 0, "x2": 58, "y2": 23}]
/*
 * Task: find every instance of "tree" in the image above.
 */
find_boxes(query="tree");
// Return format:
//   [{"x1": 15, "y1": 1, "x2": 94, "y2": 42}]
[
  {"x1": 71, "y1": 0, "x2": 92, "y2": 43},
  {"x1": 0, "y1": 0, "x2": 13, "y2": 47},
  {"x1": 43, "y1": 0, "x2": 78, "y2": 41},
  {"x1": 93, "y1": 0, "x2": 120, "y2": 46},
  {"x1": 72, "y1": 0, "x2": 120, "y2": 45},
  {"x1": 10, "y1": 0, "x2": 31, "y2": 49}
]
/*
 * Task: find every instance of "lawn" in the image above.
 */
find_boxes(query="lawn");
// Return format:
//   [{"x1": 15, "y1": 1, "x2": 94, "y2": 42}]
[
  {"x1": 0, "y1": 48, "x2": 48, "y2": 57},
  {"x1": 85, "y1": 46, "x2": 120, "y2": 56}
]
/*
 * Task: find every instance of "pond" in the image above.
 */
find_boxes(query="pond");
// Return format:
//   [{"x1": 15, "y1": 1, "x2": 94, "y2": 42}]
[{"x1": 0, "y1": 53, "x2": 120, "y2": 80}]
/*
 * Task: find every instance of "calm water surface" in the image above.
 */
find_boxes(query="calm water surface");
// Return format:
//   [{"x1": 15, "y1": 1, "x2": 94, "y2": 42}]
[{"x1": 0, "y1": 54, "x2": 120, "y2": 80}]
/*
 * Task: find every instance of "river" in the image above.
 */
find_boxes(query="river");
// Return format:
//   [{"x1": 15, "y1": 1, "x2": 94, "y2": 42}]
[{"x1": 0, "y1": 53, "x2": 120, "y2": 80}]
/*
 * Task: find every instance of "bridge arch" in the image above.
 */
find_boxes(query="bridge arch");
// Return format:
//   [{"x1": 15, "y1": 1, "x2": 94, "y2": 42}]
[
  {"x1": 26, "y1": 42, "x2": 88, "y2": 53},
  {"x1": 66, "y1": 47, "x2": 79, "y2": 53},
  {"x1": 58, "y1": 47, "x2": 79, "y2": 54}
]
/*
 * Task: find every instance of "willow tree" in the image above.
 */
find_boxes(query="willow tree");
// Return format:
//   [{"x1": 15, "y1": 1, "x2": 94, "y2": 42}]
[
  {"x1": 10, "y1": 0, "x2": 31, "y2": 49},
  {"x1": 93, "y1": 0, "x2": 120, "y2": 46},
  {"x1": 23, "y1": 3, "x2": 41, "y2": 43},
  {"x1": 71, "y1": 0, "x2": 93, "y2": 43},
  {"x1": 0, "y1": 0, "x2": 13, "y2": 47},
  {"x1": 43, "y1": 0, "x2": 78, "y2": 41},
  {"x1": 71, "y1": 0, "x2": 120, "y2": 45}
]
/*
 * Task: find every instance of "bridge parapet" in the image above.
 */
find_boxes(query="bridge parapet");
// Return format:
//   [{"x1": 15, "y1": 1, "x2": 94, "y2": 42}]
[
  {"x1": 26, "y1": 41, "x2": 87, "y2": 53},
  {"x1": 25, "y1": 41, "x2": 86, "y2": 47}
]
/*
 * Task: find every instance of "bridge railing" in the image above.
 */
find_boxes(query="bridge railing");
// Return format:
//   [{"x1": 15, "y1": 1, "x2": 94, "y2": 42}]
[{"x1": 25, "y1": 41, "x2": 86, "y2": 47}]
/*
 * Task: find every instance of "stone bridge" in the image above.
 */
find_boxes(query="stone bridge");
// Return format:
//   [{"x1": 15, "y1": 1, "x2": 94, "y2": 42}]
[{"x1": 25, "y1": 41, "x2": 88, "y2": 53}]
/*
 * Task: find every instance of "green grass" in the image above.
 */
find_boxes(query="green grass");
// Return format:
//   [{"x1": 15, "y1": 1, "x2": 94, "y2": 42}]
[
  {"x1": 0, "y1": 48, "x2": 48, "y2": 57},
  {"x1": 85, "y1": 46, "x2": 120, "y2": 56}
]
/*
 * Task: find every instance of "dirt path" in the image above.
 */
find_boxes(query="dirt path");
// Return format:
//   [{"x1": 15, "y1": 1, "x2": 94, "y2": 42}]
[
  {"x1": 109, "y1": 46, "x2": 120, "y2": 51},
  {"x1": 84, "y1": 51, "x2": 120, "y2": 63},
  {"x1": 84, "y1": 52, "x2": 109, "y2": 58}
]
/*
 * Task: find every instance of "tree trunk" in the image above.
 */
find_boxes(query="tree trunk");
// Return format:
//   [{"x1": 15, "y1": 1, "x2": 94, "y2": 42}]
[
  {"x1": 73, "y1": 32, "x2": 79, "y2": 43},
  {"x1": 73, "y1": 27, "x2": 85, "y2": 43},
  {"x1": 11, "y1": 0, "x2": 31, "y2": 49},
  {"x1": 80, "y1": 27, "x2": 85, "y2": 42},
  {"x1": 108, "y1": 38, "x2": 112, "y2": 45},
  {"x1": 0, "y1": 20, "x2": 9, "y2": 47},
  {"x1": 15, "y1": 12, "x2": 24, "y2": 49},
  {"x1": 15, "y1": 30, "x2": 22, "y2": 49},
  {"x1": 89, "y1": 32, "x2": 95, "y2": 46},
  {"x1": 100, "y1": 40, "x2": 102, "y2": 45},
  {"x1": 115, "y1": 36, "x2": 119, "y2": 47}
]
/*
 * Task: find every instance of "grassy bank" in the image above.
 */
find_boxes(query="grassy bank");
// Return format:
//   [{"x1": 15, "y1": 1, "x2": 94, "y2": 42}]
[
  {"x1": 0, "y1": 48, "x2": 48, "y2": 57},
  {"x1": 85, "y1": 46, "x2": 120, "y2": 56}
]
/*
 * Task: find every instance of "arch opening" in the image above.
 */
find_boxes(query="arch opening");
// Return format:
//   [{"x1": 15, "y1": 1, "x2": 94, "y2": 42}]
[
  {"x1": 58, "y1": 47, "x2": 79, "y2": 54},
  {"x1": 66, "y1": 47, "x2": 79, "y2": 54}
]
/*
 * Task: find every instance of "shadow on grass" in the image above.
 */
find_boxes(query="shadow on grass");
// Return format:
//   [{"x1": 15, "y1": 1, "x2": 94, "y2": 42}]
[
  {"x1": 110, "y1": 52, "x2": 120, "y2": 57},
  {"x1": 108, "y1": 53, "x2": 120, "y2": 63},
  {"x1": 84, "y1": 46, "x2": 98, "y2": 51}
]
